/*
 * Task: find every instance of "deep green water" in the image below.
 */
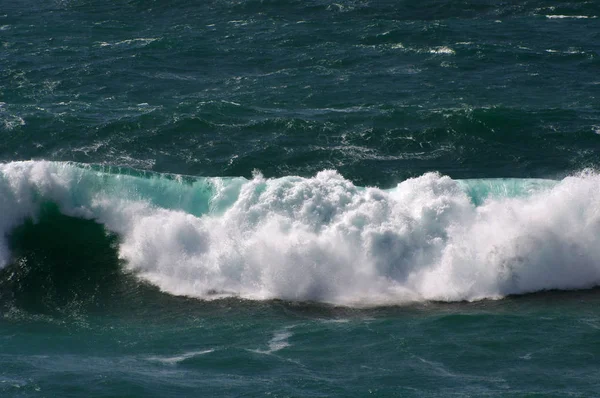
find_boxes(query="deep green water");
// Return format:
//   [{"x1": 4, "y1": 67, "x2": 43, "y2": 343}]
[{"x1": 2, "y1": 0, "x2": 600, "y2": 396}]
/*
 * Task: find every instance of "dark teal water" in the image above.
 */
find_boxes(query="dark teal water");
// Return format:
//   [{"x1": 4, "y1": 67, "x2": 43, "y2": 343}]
[{"x1": 2, "y1": 0, "x2": 600, "y2": 396}]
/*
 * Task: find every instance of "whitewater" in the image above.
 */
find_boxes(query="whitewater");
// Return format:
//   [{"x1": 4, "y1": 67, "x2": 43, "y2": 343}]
[{"x1": 1, "y1": 161, "x2": 597, "y2": 306}]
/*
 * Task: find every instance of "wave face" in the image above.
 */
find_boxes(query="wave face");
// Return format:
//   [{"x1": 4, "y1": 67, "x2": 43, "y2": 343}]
[{"x1": 0, "y1": 161, "x2": 598, "y2": 306}]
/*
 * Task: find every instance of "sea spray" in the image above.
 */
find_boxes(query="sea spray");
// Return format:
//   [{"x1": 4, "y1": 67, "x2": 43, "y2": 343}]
[{"x1": 2, "y1": 161, "x2": 600, "y2": 306}]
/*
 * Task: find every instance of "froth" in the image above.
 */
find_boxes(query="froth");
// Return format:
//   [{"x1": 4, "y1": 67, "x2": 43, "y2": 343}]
[{"x1": 1, "y1": 161, "x2": 600, "y2": 306}]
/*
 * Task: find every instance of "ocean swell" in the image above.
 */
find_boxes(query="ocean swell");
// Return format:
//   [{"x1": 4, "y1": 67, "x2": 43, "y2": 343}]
[{"x1": 1, "y1": 160, "x2": 598, "y2": 306}]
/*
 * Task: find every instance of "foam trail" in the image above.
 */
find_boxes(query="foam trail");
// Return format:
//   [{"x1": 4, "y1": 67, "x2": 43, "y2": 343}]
[
  {"x1": 147, "y1": 349, "x2": 215, "y2": 364},
  {"x1": 1, "y1": 161, "x2": 600, "y2": 306},
  {"x1": 251, "y1": 329, "x2": 293, "y2": 354}
]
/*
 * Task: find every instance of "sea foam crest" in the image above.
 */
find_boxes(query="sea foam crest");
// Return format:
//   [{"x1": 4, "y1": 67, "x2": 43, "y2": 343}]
[{"x1": 1, "y1": 161, "x2": 599, "y2": 306}]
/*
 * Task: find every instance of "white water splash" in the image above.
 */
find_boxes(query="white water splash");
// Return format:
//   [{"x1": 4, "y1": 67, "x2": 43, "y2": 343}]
[{"x1": 1, "y1": 161, "x2": 600, "y2": 306}]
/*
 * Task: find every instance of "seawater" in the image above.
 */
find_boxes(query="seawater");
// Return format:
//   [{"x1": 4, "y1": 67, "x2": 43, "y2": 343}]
[{"x1": 1, "y1": 0, "x2": 600, "y2": 396}]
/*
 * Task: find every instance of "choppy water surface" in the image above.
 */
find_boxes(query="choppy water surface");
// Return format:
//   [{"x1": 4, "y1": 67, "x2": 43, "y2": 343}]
[{"x1": 1, "y1": 0, "x2": 600, "y2": 396}]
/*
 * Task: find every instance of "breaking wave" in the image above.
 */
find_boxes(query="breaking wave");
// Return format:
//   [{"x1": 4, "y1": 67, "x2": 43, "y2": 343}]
[{"x1": 1, "y1": 160, "x2": 598, "y2": 306}]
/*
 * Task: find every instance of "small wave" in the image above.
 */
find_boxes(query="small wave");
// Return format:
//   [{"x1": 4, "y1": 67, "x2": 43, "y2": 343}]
[
  {"x1": 545, "y1": 15, "x2": 596, "y2": 19},
  {"x1": 147, "y1": 349, "x2": 214, "y2": 364},
  {"x1": 319, "y1": 318, "x2": 350, "y2": 324},
  {"x1": 97, "y1": 38, "x2": 159, "y2": 48},
  {"x1": 545, "y1": 49, "x2": 586, "y2": 55},
  {"x1": 251, "y1": 329, "x2": 293, "y2": 354},
  {"x1": 0, "y1": 105, "x2": 25, "y2": 130},
  {"x1": 1, "y1": 115, "x2": 25, "y2": 130},
  {"x1": 429, "y1": 46, "x2": 455, "y2": 55}
]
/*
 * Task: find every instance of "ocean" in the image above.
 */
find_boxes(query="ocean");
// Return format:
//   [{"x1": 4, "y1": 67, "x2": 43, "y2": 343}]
[{"x1": 1, "y1": 0, "x2": 600, "y2": 396}]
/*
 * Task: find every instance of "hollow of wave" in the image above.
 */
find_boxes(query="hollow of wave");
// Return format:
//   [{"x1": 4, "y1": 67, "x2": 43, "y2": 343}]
[
  {"x1": 1, "y1": 202, "x2": 125, "y2": 314},
  {"x1": 1, "y1": 160, "x2": 599, "y2": 307}
]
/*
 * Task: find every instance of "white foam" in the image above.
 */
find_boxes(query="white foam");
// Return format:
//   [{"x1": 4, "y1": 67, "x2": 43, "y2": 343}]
[
  {"x1": 2, "y1": 161, "x2": 600, "y2": 306},
  {"x1": 1, "y1": 114, "x2": 25, "y2": 130},
  {"x1": 97, "y1": 38, "x2": 159, "y2": 47},
  {"x1": 429, "y1": 46, "x2": 455, "y2": 55},
  {"x1": 147, "y1": 349, "x2": 214, "y2": 364},
  {"x1": 546, "y1": 15, "x2": 595, "y2": 19},
  {"x1": 251, "y1": 329, "x2": 293, "y2": 354}
]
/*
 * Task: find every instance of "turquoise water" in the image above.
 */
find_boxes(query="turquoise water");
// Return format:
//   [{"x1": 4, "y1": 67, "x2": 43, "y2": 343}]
[{"x1": 2, "y1": 0, "x2": 600, "y2": 396}]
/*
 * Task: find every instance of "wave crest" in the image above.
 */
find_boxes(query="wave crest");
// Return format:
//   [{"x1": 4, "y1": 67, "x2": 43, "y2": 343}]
[{"x1": 1, "y1": 161, "x2": 598, "y2": 306}]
